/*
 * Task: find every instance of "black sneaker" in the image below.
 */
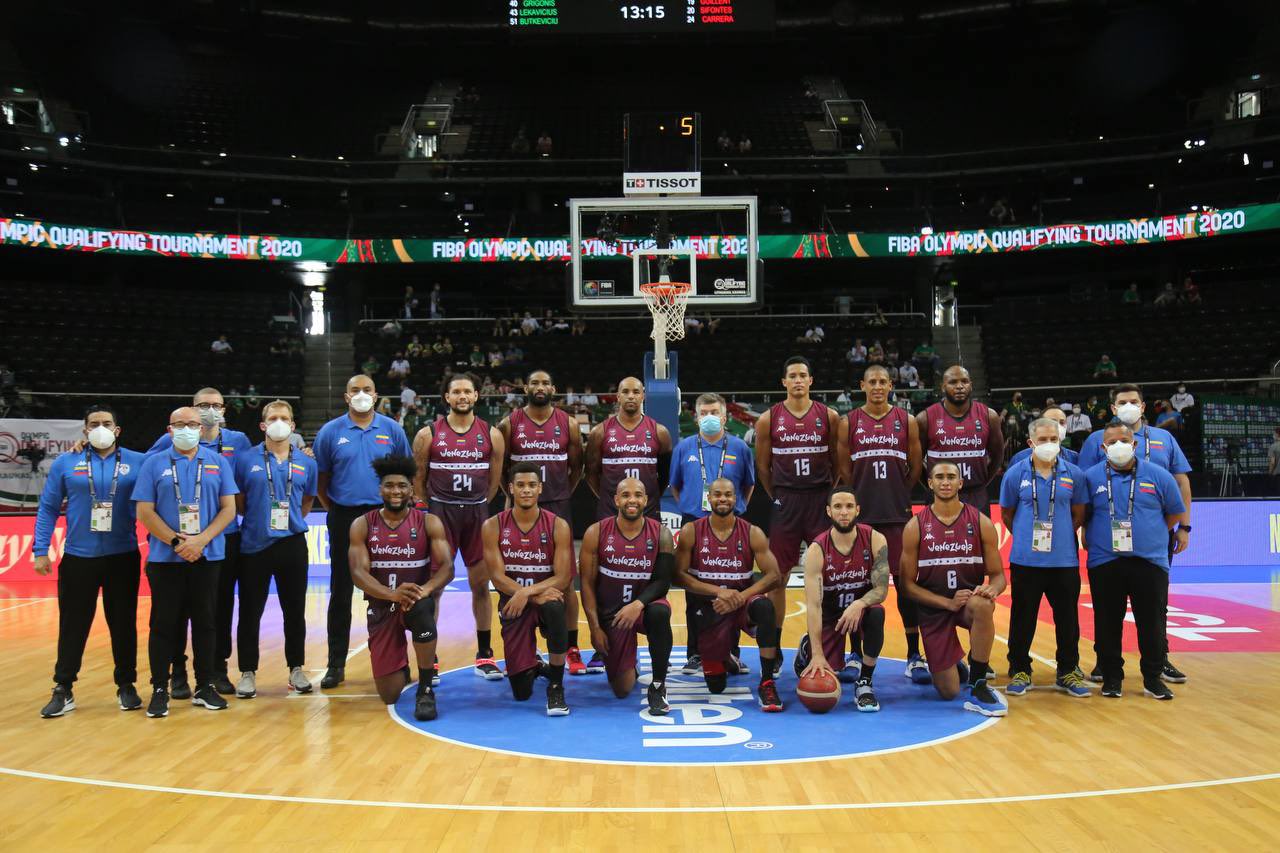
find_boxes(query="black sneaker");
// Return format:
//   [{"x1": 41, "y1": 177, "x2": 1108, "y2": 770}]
[
  {"x1": 40, "y1": 684, "x2": 75, "y2": 718},
  {"x1": 724, "y1": 654, "x2": 750, "y2": 676},
  {"x1": 854, "y1": 678, "x2": 880, "y2": 713},
  {"x1": 169, "y1": 674, "x2": 192, "y2": 700},
  {"x1": 545, "y1": 682, "x2": 570, "y2": 717},
  {"x1": 146, "y1": 688, "x2": 170, "y2": 718},
  {"x1": 117, "y1": 684, "x2": 143, "y2": 711},
  {"x1": 212, "y1": 671, "x2": 236, "y2": 695},
  {"x1": 757, "y1": 678, "x2": 783, "y2": 712},
  {"x1": 647, "y1": 681, "x2": 670, "y2": 716},
  {"x1": 415, "y1": 686, "x2": 437, "y2": 721},
  {"x1": 793, "y1": 635, "x2": 814, "y2": 678},
  {"x1": 680, "y1": 654, "x2": 702, "y2": 676},
  {"x1": 432, "y1": 662, "x2": 441, "y2": 687},
  {"x1": 1143, "y1": 680, "x2": 1175, "y2": 701},
  {"x1": 1101, "y1": 678, "x2": 1123, "y2": 698},
  {"x1": 1088, "y1": 665, "x2": 1104, "y2": 684},
  {"x1": 192, "y1": 684, "x2": 229, "y2": 710},
  {"x1": 320, "y1": 667, "x2": 344, "y2": 689},
  {"x1": 1160, "y1": 659, "x2": 1187, "y2": 684}
]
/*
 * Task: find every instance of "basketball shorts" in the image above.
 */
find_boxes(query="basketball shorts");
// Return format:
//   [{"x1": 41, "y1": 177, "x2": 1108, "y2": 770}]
[
  {"x1": 768, "y1": 487, "x2": 830, "y2": 572},
  {"x1": 871, "y1": 521, "x2": 906, "y2": 578},
  {"x1": 692, "y1": 593, "x2": 767, "y2": 664},
  {"x1": 500, "y1": 598, "x2": 555, "y2": 677},
  {"x1": 367, "y1": 596, "x2": 436, "y2": 679},
  {"x1": 918, "y1": 604, "x2": 974, "y2": 674},
  {"x1": 538, "y1": 499, "x2": 576, "y2": 577},
  {"x1": 819, "y1": 606, "x2": 885, "y2": 668},
  {"x1": 602, "y1": 597, "x2": 670, "y2": 680},
  {"x1": 430, "y1": 499, "x2": 487, "y2": 566}
]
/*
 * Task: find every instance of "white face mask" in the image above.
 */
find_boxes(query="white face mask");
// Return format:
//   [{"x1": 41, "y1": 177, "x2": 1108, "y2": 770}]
[
  {"x1": 350, "y1": 392, "x2": 374, "y2": 413},
  {"x1": 265, "y1": 420, "x2": 293, "y2": 441},
  {"x1": 172, "y1": 426, "x2": 201, "y2": 451},
  {"x1": 1106, "y1": 441, "x2": 1136, "y2": 466},
  {"x1": 1115, "y1": 402, "x2": 1142, "y2": 425},
  {"x1": 1057, "y1": 424, "x2": 1067, "y2": 442},
  {"x1": 1033, "y1": 442, "x2": 1061, "y2": 462},
  {"x1": 87, "y1": 425, "x2": 116, "y2": 450}
]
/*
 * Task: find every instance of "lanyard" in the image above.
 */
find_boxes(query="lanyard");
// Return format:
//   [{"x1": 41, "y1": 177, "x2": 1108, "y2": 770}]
[
  {"x1": 171, "y1": 454, "x2": 204, "y2": 506},
  {"x1": 1134, "y1": 425, "x2": 1152, "y2": 461},
  {"x1": 1030, "y1": 461, "x2": 1057, "y2": 522},
  {"x1": 696, "y1": 436, "x2": 726, "y2": 488},
  {"x1": 1105, "y1": 461, "x2": 1137, "y2": 521},
  {"x1": 263, "y1": 446, "x2": 294, "y2": 501},
  {"x1": 86, "y1": 449, "x2": 121, "y2": 503}
]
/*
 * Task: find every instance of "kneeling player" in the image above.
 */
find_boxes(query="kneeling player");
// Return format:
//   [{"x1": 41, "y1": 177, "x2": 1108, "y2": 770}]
[
  {"x1": 795, "y1": 486, "x2": 890, "y2": 712},
  {"x1": 899, "y1": 462, "x2": 1008, "y2": 716},
  {"x1": 579, "y1": 478, "x2": 674, "y2": 716},
  {"x1": 675, "y1": 478, "x2": 784, "y2": 711},
  {"x1": 348, "y1": 455, "x2": 454, "y2": 721},
  {"x1": 482, "y1": 462, "x2": 574, "y2": 716}
]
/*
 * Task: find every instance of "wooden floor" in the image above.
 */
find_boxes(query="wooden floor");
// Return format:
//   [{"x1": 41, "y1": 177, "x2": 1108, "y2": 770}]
[{"x1": 2, "y1": 583, "x2": 1279, "y2": 851}]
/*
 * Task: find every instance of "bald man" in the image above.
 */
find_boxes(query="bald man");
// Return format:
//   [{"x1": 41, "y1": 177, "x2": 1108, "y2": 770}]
[
  {"x1": 1008, "y1": 407, "x2": 1080, "y2": 468},
  {"x1": 586, "y1": 377, "x2": 673, "y2": 522},
  {"x1": 917, "y1": 366, "x2": 1005, "y2": 513}
]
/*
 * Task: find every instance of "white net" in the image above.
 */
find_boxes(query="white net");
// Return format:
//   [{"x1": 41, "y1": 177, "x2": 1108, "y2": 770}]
[{"x1": 640, "y1": 283, "x2": 691, "y2": 342}]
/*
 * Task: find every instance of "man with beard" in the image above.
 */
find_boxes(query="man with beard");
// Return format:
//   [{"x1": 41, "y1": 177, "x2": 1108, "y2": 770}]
[
  {"x1": 498, "y1": 370, "x2": 589, "y2": 675},
  {"x1": 674, "y1": 477, "x2": 784, "y2": 711},
  {"x1": 412, "y1": 373, "x2": 506, "y2": 679},
  {"x1": 917, "y1": 366, "x2": 1005, "y2": 513},
  {"x1": 585, "y1": 376, "x2": 672, "y2": 522}
]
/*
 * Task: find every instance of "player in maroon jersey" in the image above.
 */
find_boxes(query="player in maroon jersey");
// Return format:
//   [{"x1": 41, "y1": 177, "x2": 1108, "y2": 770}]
[
  {"x1": 411, "y1": 373, "x2": 506, "y2": 680},
  {"x1": 916, "y1": 365, "x2": 1004, "y2": 513},
  {"x1": 838, "y1": 363, "x2": 927, "y2": 684},
  {"x1": 794, "y1": 486, "x2": 891, "y2": 712},
  {"x1": 579, "y1": 477, "x2": 675, "y2": 717},
  {"x1": 482, "y1": 462, "x2": 574, "y2": 716},
  {"x1": 498, "y1": 369, "x2": 588, "y2": 676},
  {"x1": 753, "y1": 356, "x2": 840, "y2": 677},
  {"x1": 674, "y1": 477, "x2": 784, "y2": 711},
  {"x1": 899, "y1": 461, "x2": 1008, "y2": 716},
  {"x1": 586, "y1": 376, "x2": 672, "y2": 522},
  {"x1": 347, "y1": 455, "x2": 454, "y2": 721}
]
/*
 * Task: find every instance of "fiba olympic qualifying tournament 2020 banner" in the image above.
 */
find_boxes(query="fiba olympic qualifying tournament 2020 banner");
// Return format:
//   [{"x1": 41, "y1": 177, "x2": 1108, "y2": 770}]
[
  {"x1": 0, "y1": 419, "x2": 86, "y2": 510},
  {"x1": 1, "y1": 204, "x2": 1276, "y2": 264}
]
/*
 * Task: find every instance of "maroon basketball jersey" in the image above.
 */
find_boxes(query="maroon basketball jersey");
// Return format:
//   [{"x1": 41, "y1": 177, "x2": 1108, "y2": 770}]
[
  {"x1": 922, "y1": 401, "x2": 993, "y2": 495},
  {"x1": 594, "y1": 515, "x2": 663, "y2": 616},
  {"x1": 509, "y1": 407, "x2": 573, "y2": 503},
  {"x1": 914, "y1": 504, "x2": 986, "y2": 602},
  {"x1": 362, "y1": 508, "x2": 432, "y2": 602},
  {"x1": 496, "y1": 508, "x2": 557, "y2": 588},
  {"x1": 847, "y1": 406, "x2": 913, "y2": 524},
  {"x1": 812, "y1": 525, "x2": 875, "y2": 622},
  {"x1": 427, "y1": 415, "x2": 492, "y2": 505},
  {"x1": 689, "y1": 515, "x2": 754, "y2": 592},
  {"x1": 599, "y1": 414, "x2": 661, "y2": 515},
  {"x1": 768, "y1": 401, "x2": 833, "y2": 490}
]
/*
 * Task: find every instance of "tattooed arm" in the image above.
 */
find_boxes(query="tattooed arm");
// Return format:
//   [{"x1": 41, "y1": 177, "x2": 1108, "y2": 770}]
[{"x1": 835, "y1": 530, "x2": 890, "y2": 634}]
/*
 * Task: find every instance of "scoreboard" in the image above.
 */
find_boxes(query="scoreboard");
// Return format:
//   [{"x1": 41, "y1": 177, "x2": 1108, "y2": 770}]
[{"x1": 509, "y1": 1, "x2": 775, "y2": 33}]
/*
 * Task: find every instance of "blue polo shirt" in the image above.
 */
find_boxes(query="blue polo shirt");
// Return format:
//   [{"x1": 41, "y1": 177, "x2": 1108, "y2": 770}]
[
  {"x1": 234, "y1": 444, "x2": 319, "y2": 555},
  {"x1": 998, "y1": 457, "x2": 1088, "y2": 568},
  {"x1": 669, "y1": 433, "x2": 755, "y2": 517},
  {"x1": 312, "y1": 412, "x2": 412, "y2": 506},
  {"x1": 132, "y1": 447, "x2": 239, "y2": 562},
  {"x1": 147, "y1": 427, "x2": 251, "y2": 535},
  {"x1": 34, "y1": 448, "x2": 147, "y2": 559},
  {"x1": 1009, "y1": 446, "x2": 1079, "y2": 468},
  {"x1": 1082, "y1": 460, "x2": 1185, "y2": 570},
  {"x1": 1078, "y1": 424, "x2": 1191, "y2": 475}
]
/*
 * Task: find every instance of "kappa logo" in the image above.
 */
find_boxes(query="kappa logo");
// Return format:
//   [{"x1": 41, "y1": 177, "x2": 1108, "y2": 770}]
[
  {"x1": 370, "y1": 535, "x2": 380, "y2": 543},
  {"x1": 924, "y1": 532, "x2": 935, "y2": 541},
  {"x1": 687, "y1": 455, "x2": 698, "y2": 463},
  {"x1": 1019, "y1": 479, "x2": 1031, "y2": 488},
  {"x1": 251, "y1": 465, "x2": 264, "y2": 473},
  {"x1": 604, "y1": 544, "x2": 616, "y2": 553},
  {"x1": 161, "y1": 468, "x2": 173, "y2": 477},
  {"x1": 337, "y1": 437, "x2": 350, "y2": 446}
]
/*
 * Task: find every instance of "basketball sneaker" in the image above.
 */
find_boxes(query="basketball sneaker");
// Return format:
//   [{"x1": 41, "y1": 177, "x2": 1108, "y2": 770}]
[
  {"x1": 963, "y1": 679, "x2": 1008, "y2": 717},
  {"x1": 546, "y1": 683, "x2": 570, "y2": 717},
  {"x1": 212, "y1": 669, "x2": 236, "y2": 696},
  {"x1": 1143, "y1": 680, "x2": 1174, "y2": 701},
  {"x1": 1005, "y1": 671, "x2": 1033, "y2": 696},
  {"x1": 432, "y1": 662, "x2": 441, "y2": 687},
  {"x1": 192, "y1": 684, "x2": 229, "y2": 710},
  {"x1": 320, "y1": 667, "x2": 344, "y2": 689},
  {"x1": 40, "y1": 684, "x2": 74, "y2": 718},
  {"x1": 757, "y1": 679, "x2": 783, "y2": 713},
  {"x1": 839, "y1": 652, "x2": 863, "y2": 684},
  {"x1": 647, "y1": 681, "x2": 670, "y2": 716},
  {"x1": 236, "y1": 671, "x2": 257, "y2": 699},
  {"x1": 1100, "y1": 678, "x2": 1123, "y2": 698},
  {"x1": 117, "y1": 684, "x2": 143, "y2": 711},
  {"x1": 474, "y1": 657, "x2": 504, "y2": 680},
  {"x1": 288, "y1": 667, "x2": 312, "y2": 694},
  {"x1": 146, "y1": 688, "x2": 170, "y2": 718},
  {"x1": 725, "y1": 653, "x2": 750, "y2": 676},
  {"x1": 169, "y1": 672, "x2": 192, "y2": 700},
  {"x1": 566, "y1": 647, "x2": 586, "y2": 676},
  {"x1": 1054, "y1": 671, "x2": 1091, "y2": 698},
  {"x1": 415, "y1": 686, "x2": 437, "y2": 721},
  {"x1": 905, "y1": 654, "x2": 931, "y2": 684},
  {"x1": 792, "y1": 636, "x2": 812, "y2": 678},
  {"x1": 1160, "y1": 659, "x2": 1187, "y2": 684},
  {"x1": 1088, "y1": 664, "x2": 1104, "y2": 683},
  {"x1": 682, "y1": 654, "x2": 703, "y2": 676},
  {"x1": 585, "y1": 651, "x2": 606, "y2": 674},
  {"x1": 854, "y1": 678, "x2": 880, "y2": 713}
]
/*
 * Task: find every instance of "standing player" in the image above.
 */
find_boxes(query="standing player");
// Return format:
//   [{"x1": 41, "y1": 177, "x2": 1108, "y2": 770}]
[
  {"x1": 482, "y1": 463, "x2": 574, "y2": 715},
  {"x1": 899, "y1": 462, "x2": 1008, "y2": 716},
  {"x1": 413, "y1": 373, "x2": 505, "y2": 679},
  {"x1": 674, "y1": 478, "x2": 784, "y2": 711},
  {"x1": 839, "y1": 363, "x2": 926, "y2": 683},
  {"x1": 499, "y1": 370, "x2": 588, "y2": 676},
  {"x1": 579, "y1": 478, "x2": 675, "y2": 716},
  {"x1": 348, "y1": 455, "x2": 453, "y2": 721},
  {"x1": 586, "y1": 376, "x2": 672, "y2": 522},
  {"x1": 794, "y1": 486, "x2": 891, "y2": 712},
  {"x1": 753, "y1": 356, "x2": 840, "y2": 677},
  {"x1": 917, "y1": 366, "x2": 1004, "y2": 513}
]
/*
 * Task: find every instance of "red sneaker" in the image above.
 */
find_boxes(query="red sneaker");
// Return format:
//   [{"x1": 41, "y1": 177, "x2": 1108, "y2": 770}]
[
  {"x1": 566, "y1": 647, "x2": 586, "y2": 676},
  {"x1": 757, "y1": 679, "x2": 784, "y2": 713}
]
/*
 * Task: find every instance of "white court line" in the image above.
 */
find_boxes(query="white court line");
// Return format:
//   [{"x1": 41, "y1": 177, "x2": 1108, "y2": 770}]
[
  {"x1": 0, "y1": 599, "x2": 52, "y2": 614},
  {"x1": 993, "y1": 633, "x2": 1057, "y2": 669},
  {"x1": 306, "y1": 641, "x2": 369, "y2": 692},
  {"x1": 1, "y1": 765, "x2": 1275, "y2": 814}
]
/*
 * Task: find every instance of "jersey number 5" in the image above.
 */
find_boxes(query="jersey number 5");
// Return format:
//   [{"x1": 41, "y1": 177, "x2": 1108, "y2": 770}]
[{"x1": 621, "y1": 584, "x2": 633, "y2": 603}]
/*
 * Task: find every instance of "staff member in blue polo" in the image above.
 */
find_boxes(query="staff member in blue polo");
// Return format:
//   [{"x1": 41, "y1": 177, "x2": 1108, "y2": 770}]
[
  {"x1": 33, "y1": 405, "x2": 147, "y2": 718},
  {"x1": 1007, "y1": 407, "x2": 1079, "y2": 467},
  {"x1": 999, "y1": 417, "x2": 1090, "y2": 699},
  {"x1": 134, "y1": 406, "x2": 239, "y2": 718},
  {"x1": 1082, "y1": 420, "x2": 1185, "y2": 702},
  {"x1": 147, "y1": 387, "x2": 251, "y2": 698},
  {"x1": 232, "y1": 400, "x2": 318, "y2": 699},
  {"x1": 670, "y1": 392, "x2": 755, "y2": 675},
  {"x1": 312, "y1": 374, "x2": 412, "y2": 688}
]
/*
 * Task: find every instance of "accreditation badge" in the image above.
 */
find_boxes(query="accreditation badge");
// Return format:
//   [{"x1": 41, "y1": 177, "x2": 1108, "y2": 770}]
[
  {"x1": 178, "y1": 503, "x2": 202, "y2": 536},
  {"x1": 700, "y1": 486, "x2": 712, "y2": 513},
  {"x1": 1031, "y1": 520, "x2": 1053, "y2": 553},
  {"x1": 1110, "y1": 520, "x2": 1134, "y2": 553},
  {"x1": 270, "y1": 500, "x2": 290, "y2": 532},
  {"x1": 90, "y1": 501, "x2": 113, "y2": 533}
]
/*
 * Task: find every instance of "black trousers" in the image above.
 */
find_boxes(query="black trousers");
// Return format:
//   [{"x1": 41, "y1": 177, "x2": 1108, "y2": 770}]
[
  {"x1": 53, "y1": 550, "x2": 141, "y2": 687},
  {"x1": 1088, "y1": 557, "x2": 1166, "y2": 683},
  {"x1": 147, "y1": 559, "x2": 221, "y2": 688},
  {"x1": 326, "y1": 503, "x2": 381, "y2": 668},
  {"x1": 237, "y1": 533, "x2": 309, "y2": 672},
  {"x1": 172, "y1": 531, "x2": 240, "y2": 675},
  {"x1": 1006, "y1": 563, "x2": 1080, "y2": 676}
]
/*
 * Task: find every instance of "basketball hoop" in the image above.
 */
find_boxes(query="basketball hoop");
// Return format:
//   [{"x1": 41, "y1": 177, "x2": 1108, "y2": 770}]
[{"x1": 640, "y1": 281, "x2": 692, "y2": 342}]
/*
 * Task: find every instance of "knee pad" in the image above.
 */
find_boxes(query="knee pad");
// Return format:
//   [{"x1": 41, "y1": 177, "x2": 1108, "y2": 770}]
[
  {"x1": 747, "y1": 596, "x2": 777, "y2": 631},
  {"x1": 509, "y1": 668, "x2": 537, "y2": 701},
  {"x1": 404, "y1": 600, "x2": 437, "y2": 644},
  {"x1": 643, "y1": 601, "x2": 672, "y2": 631},
  {"x1": 895, "y1": 588, "x2": 919, "y2": 627},
  {"x1": 539, "y1": 599, "x2": 568, "y2": 654}
]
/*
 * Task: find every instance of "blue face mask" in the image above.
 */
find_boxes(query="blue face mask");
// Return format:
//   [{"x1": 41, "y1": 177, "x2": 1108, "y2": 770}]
[
  {"x1": 172, "y1": 426, "x2": 201, "y2": 451},
  {"x1": 699, "y1": 414, "x2": 722, "y2": 437}
]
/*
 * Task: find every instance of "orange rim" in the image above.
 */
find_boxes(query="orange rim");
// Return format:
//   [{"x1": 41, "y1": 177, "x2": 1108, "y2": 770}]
[{"x1": 639, "y1": 282, "x2": 692, "y2": 301}]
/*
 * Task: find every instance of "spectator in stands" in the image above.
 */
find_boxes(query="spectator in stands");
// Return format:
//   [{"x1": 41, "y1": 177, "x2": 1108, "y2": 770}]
[
  {"x1": 1154, "y1": 282, "x2": 1178, "y2": 308},
  {"x1": 847, "y1": 338, "x2": 867, "y2": 366},
  {"x1": 571, "y1": 318, "x2": 587, "y2": 336},
  {"x1": 402, "y1": 286, "x2": 419, "y2": 319},
  {"x1": 269, "y1": 337, "x2": 288, "y2": 356},
  {"x1": 429, "y1": 283, "x2": 443, "y2": 319},
  {"x1": 400, "y1": 379, "x2": 417, "y2": 413},
  {"x1": 737, "y1": 134, "x2": 753, "y2": 154},
  {"x1": 468, "y1": 344, "x2": 485, "y2": 368},
  {"x1": 211, "y1": 334, "x2": 233, "y2": 355},
  {"x1": 504, "y1": 342, "x2": 524, "y2": 365},
  {"x1": 1170, "y1": 384, "x2": 1195, "y2": 413},
  {"x1": 491, "y1": 315, "x2": 511, "y2": 338},
  {"x1": 362, "y1": 354, "x2": 382, "y2": 377},
  {"x1": 716, "y1": 129, "x2": 733, "y2": 153},
  {"x1": 387, "y1": 352, "x2": 411, "y2": 380},
  {"x1": 378, "y1": 318, "x2": 402, "y2": 340},
  {"x1": 401, "y1": 401, "x2": 429, "y2": 438},
  {"x1": 1066, "y1": 405, "x2": 1092, "y2": 448},
  {"x1": 884, "y1": 338, "x2": 900, "y2": 365},
  {"x1": 1180, "y1": 276, "x2": 1201, "y2": 306},
  {"x1": 441, "y1": 337, "x2": 454, "y2": 357},
  {"x1": 686, "y1": 315, "x2": 704, "y2": 335},
  {"x1": 868, "y1": 339, "x2": 885, "y2": 364},
  {"x1": 1086, "y1": 394, "x2": 1109, "y2": 428},
  {"x1": 1001, "y1": 392, "x2": 1026, "y2": 424},
  {"x1": 548, "y1": 312, "x2": 570, "y2": 333},
  {"x1": 869, "y1": 305, "x2": 888, "y2": 327},
  {"x1": 911, "y1": 340, "x2": 939, "y2": 373},
  {"x1": 834, "y1": 294, "x2": 852, "y2": 315},
  {"x1": 1122, "y1": 282, "x2": 1141, "y2": 306},
  {"x1": 1152, "y1": 400, "x2": 1183, "y2": 432},
  {"x1": 564, "y1": 386, "x2": 582, "y2": 413},
  {"x1": 487, "y1": 346, "x2": 504, "y2": 369},
  {"x1": 1002, "y1": 412, "x2": 1025, "y2": 461},
  {"x1": 899, "y1": 361, "x2": 920, "y2": 388},
  {"x1": 989, "y1": 197, "x2": 1014, "y2": 224},
  {"x1": 885, "y1": 363, "x2": 901, "y2": 386},
  {"x1": 580, "y1": 386, "x2": 600, "y2": 409},
  {"x1": 431, "y1": 336, "x2": 447, "y2": 356},
  {"x1": 536, "y1": 131, "x2": 553, "y2": 157},
  {"x1": 705, "y1": 315, "x2": 721, "y2": 335},
  {"x1": 406, "y1": 335, "x2": 425, "y2": 358},
  {"x1": 806, "y1": 325, "x2": 825, "y2": 344},
  {"x1": 510, "y1": 126, "x2": 531, "y2": 156},
  {"x1": 520, "y1": 311, "x2": 540, "y2": 335},
  {"x1": 1093, "y1": 354, "x2": 1118, "y2": 380},
  {"x1": 0, "y1": 362, "x2": 16, "y2": 393}
]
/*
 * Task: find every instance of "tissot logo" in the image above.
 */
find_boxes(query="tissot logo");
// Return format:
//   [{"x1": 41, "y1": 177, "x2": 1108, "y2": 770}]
[{"x1": 622, "y1": 171, "x2": 701, "y2": 195}]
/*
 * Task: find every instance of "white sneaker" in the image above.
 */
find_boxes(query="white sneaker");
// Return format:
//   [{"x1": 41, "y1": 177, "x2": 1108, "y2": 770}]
[
  {"x1": 236, "y1": 671, "x2": 257, "y2": 699},
  {"x1": 288, "y1": 667, "x2": 312, "y2": 694}
]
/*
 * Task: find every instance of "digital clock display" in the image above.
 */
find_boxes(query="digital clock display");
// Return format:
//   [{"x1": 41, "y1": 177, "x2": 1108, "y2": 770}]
[{"x1": 509, "y1": 1, "x2": 775, "y2": 34}]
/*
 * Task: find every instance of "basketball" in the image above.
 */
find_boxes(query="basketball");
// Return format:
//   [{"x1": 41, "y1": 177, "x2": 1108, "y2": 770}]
[{"x1": 797, "y1": 670, "x2": 842, "y2": 713}]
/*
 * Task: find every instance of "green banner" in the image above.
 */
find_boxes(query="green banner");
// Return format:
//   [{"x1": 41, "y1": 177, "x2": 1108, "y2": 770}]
[{"x1": 1, "y1": 204, "x2": 1273, "y2": 263}]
